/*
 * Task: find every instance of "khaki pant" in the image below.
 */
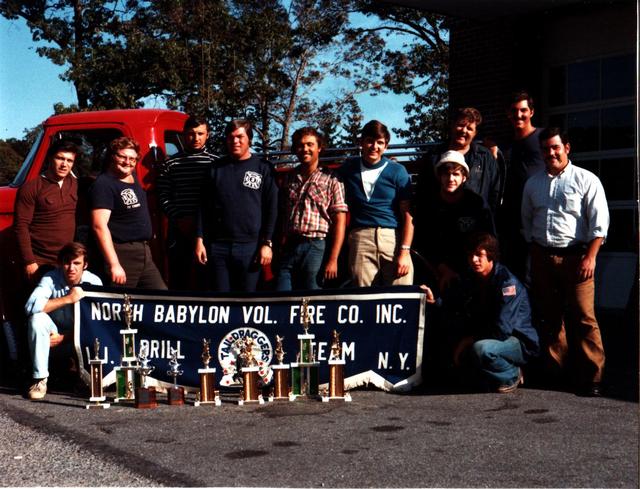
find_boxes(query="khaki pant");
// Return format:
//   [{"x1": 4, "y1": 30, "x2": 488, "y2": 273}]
[
  {"x1": 348, "y1": 227, "x2": 413, "y2": 287},
  {"x1": 530, "y1": 244, "x2": 605, "y2": 384}
]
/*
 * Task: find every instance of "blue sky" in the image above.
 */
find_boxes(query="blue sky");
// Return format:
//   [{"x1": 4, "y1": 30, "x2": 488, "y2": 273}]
[
  {"x1": 0, "y1": 17, "x2": 77, "y2": 139},
  {"x1": 0, "y1": 15, "x2": 413, "y2": 142}
]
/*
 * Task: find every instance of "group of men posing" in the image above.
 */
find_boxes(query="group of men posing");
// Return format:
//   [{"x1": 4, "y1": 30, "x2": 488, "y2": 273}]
[{"x1": 15, "y1": 91, "x2": 609, "y2": 401}]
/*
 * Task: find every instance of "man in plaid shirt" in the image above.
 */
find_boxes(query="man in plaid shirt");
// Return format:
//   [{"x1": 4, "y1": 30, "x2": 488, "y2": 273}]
[{"x1": 276, "y1": 127, "x2": 348, "y2": 290}]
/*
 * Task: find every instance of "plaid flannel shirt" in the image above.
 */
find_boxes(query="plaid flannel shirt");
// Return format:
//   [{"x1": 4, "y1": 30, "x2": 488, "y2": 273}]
[{"x1": 281, "y1": 166, "x2": 348, "y2": 239}]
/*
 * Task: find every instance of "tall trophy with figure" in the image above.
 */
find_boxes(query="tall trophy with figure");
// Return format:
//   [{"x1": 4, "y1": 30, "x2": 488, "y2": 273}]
[
  {"x1": 85, "y1": 338, "x2": 110, "y2": 409},
  {"x1": 290, "y1": 298, "x2": 320, "y2": 400},
  {"x1": 114, "y1": 294, "x2": 138, "y2": 403},
  {"x1": 269, "y1": 335, "x2": 292, "y2": 402},
  {"x1": 321, "y1": 330, "x2": 351, "y2": 402},
  {"x1": 194, "y1": 338, "x2": 221, "y2": 406},
  {"x1": 166, "y1": 348, "x2": 185, "y2": 406},
  {"x1": 238, "y1": 337, "x2": 264, "y2": 405},
  {"x1": 135, "y1": 345, "x2": 157, "y2": 409}
]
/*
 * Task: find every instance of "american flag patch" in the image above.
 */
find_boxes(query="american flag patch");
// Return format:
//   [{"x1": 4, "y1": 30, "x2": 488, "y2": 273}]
[{"x1": 502, "y1": 285, "x2": 516, "y2": 296}]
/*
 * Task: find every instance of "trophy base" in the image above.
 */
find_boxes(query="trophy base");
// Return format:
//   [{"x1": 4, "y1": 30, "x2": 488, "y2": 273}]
[
  {"x1": 269, "y1": 365, "x2": 291, "y2": 402},
  {"x1": 238, "y1": 394, "x2": 264, "y2": 406},
  {"x1": 194, "y1": 390, "x2": 221, "y2": 406},
  {"x1": 167, "y1": 386, "x2": 185, "y2": 406},
  {"x1": 289, "y1": 393, "x2": 321, "y2": 402},
  {"x1": 321, "y1": 392, "x2": 352, "y2": 402},
  {"x1": 86, "y1": 401, "x2": 110, "y2": 409},
  {"x1": 112, "y1": 397, "x2": 135, "y2": 404},
  {"x1": 134, "y1": 387, "x2": 158, "y2": 409},
  {"x1": 267, "y1": 394, "x2": 294, "y2": 402}
]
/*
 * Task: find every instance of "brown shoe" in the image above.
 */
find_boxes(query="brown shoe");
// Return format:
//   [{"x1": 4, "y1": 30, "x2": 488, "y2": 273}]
[
  {"x1": 497, "y1": 369, "x2": 524, "y2": 394},
  {"x1": 28, "y1": 378, "x2": 48, "y2": 400}
]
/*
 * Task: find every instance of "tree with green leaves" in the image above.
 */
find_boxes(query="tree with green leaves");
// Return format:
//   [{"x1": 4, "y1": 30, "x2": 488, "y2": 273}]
[
  {"x1": 0, "y1": 0, "x2": 137, "y2": 108},
  {"x1": 346, "y1": 1, "x2": 449, "y2": 143},
  {"x1": 2, "y1": 0, "x2": 449, "y2": 150}
]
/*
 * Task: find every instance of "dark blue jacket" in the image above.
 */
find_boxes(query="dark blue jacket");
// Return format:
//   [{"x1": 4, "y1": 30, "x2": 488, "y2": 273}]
[
  {"x1": 197, "y1": 154, "x2": 278, "y2": 243},
  {"x1": 446, "y1": 262, "x2": 539, "y2": 359}
]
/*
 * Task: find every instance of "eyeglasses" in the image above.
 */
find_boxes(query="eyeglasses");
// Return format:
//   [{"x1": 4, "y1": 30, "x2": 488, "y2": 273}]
[{"x1": 115, "y1": 153, "x2": 138, "y2": 163}]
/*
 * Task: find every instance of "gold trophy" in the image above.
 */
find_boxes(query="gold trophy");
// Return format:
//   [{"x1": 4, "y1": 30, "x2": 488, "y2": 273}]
[
  {"x1": 238, "y1": 337, "x2": 265, "y2": 405},
  {"x1": 268, "y1": 335, "x2": 292, "y2": 402},
  {"x1": 290, "y1": 298, "x2": 320, "y2": 400},
  {"x1": 85, "y1": 338, "x2": 110, "y2": 409},
  {"x1": 194, "y1": 338, "x2": 221, "y2": 406},
  {"x1": 321, "y1": 330, "x2": 351, "y2": 402},
  {"x1": 166, "y1": 348, "x2": 185, "y2": 406},
  {"x1": 114, "y1": 294, "x2": 138, "y2": 403}
]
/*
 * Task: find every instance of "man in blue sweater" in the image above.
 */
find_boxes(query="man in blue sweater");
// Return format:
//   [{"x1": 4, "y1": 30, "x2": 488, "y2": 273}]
[
  {"x1": 196, "y1": 120, "x2": 278, "y2": 292},
  {"x1": 339, "y1": 120, "x2": 414, "y2": 287}
]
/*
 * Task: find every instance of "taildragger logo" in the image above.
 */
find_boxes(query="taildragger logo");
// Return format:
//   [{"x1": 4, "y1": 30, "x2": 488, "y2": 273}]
[{"x1": 218, "y1": 327, "x2": 273, "y2": 387}]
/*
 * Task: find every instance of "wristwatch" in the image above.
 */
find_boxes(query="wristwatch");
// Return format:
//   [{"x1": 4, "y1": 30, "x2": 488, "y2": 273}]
[{"x1": 262, "y1": 240, "x2": 273, "y2": 248}]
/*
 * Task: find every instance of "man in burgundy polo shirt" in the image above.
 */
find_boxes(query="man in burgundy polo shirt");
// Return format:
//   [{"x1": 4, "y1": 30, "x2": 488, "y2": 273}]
[{"x1": 15, "y1": 140, "x2": 80, "y2": 284}]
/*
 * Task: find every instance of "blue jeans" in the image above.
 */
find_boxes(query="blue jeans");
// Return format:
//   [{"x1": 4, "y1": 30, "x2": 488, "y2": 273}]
[
  {"x1": 28, "y1": 309, "x2": 67, "y2": 379},
  {"x1": 208, "y1": 241, "x2": 260, "y2": 292},
  {"x1": 469, "y1": 336, "x2": 525, "y2": 388},
  {"x1": 276, "y1": 239, "x2": 326, "y2": 291}
]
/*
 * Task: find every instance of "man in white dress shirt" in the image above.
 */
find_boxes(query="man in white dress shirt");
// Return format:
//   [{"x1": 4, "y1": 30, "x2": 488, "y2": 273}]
[{"x1": 521, "y1": 127, "x2": 609, "y2": 396}]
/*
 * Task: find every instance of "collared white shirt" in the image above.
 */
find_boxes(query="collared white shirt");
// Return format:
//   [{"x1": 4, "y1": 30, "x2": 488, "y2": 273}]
[{"x1": 521, "y1": 161, "x2": 609, "y2": 248}]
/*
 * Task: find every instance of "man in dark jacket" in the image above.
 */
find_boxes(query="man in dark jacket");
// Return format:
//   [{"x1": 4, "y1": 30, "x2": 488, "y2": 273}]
[
  {"x1": 195, "y1": 119, "x2": 278, "y2": 292},
  {"x1": 429, "y1": 232, "x2": 539, "y2": 393},
  {"x1": 420, "y1": 107, "x2": 501, "y2": 213},
  {"x1": 414, "y1": 150, "x2": 494, "y2": 291}
]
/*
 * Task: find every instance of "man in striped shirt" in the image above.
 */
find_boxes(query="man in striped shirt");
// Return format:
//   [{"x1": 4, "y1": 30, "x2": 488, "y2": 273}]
[
  {"x1": 276, "y1": 127, "x2": 348, "y2": 290},
  {"x1": 158, "y1": 116, "x2": 219, "y2": 290}
]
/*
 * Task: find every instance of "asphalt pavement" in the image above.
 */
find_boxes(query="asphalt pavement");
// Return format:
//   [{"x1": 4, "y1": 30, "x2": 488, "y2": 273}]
[{"x1": 0, "y1": 385, "x2": 637, "y2": 488}]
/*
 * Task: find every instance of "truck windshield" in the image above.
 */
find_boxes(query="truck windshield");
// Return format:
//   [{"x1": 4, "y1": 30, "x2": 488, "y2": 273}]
[{"x1": 9, "y1": 128, "x2": 44, "y2": 188}]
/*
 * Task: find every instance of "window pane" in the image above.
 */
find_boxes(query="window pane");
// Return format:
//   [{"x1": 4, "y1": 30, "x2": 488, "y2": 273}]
[
  {"x1": 548, "y1": 114, "x2": 566, "y2": 132},
  {"x1": 601, "y1": 105, "x2": 634, "y2": 150},
  {"x1": 548, "y1": 66, "x2": 566, "y2": 107},
  {"x1": 568, "y1": 60, "x2": 600, "y2": 104},
  {"x1": 164, "y1": 130, "x2": 184, "y2": 158},
  {"x1": 602, "y1": 54, "x2": 635, "y2": 99},
  {"x1": 603, "y1": 209, "x2": 638, "y2": 253},
  {"x1": 576, "y1": 159, "x2": 600, "y2": 178},
  {"x1": 57, "y1": 129, "x2": 123, "y2": 177},
  {"x1": 568, "y1": 110, "x2": 599, "y2": 152},
  {"x1": 599, "y1": 157, "x2": 635, "y2": 201}
]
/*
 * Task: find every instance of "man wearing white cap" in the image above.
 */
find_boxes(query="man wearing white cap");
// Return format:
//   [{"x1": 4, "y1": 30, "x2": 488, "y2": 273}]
[{"x1": 414, "y1": 150, "x2": 495, "y2": 291}]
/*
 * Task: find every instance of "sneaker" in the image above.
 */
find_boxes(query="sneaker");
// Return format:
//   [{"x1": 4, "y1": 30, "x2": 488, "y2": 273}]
[
  {"x1": 28, "y1": 378, "x2": 48, "y2": 400},
  {"x1": 497, "y1": 369, "x2": 524, "y2": 394}
]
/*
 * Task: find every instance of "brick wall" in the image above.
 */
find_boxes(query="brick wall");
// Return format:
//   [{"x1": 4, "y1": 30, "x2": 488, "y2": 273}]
[{"x1": 448, "y1": 15, "x2": 545, "y2": 144}]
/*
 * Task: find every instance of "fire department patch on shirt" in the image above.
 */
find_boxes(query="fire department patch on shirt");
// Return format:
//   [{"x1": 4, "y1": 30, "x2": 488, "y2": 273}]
[
  {"x1": 243, "y1": 171, "x2": 262, "y2": 190},
  {"x1": 502, "y1": 285, "x2": 516, "y2": 297},
  {"x1": 120, "y1": 188, "x2": 140, "y2": 208}
]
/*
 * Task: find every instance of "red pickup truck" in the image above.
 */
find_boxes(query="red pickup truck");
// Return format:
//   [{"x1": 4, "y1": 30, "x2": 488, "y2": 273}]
[{"x1": 0, "y1": 109, "x2": 189, "y2": 324}]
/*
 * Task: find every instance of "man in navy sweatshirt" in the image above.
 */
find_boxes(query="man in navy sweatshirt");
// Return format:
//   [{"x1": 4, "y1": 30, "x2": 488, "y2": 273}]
[
  {"x1": 338, "y1": 120, "x2": 414, "y2": 287},
  {"x1": 196, "y1": 119, "x2": 278, "y2": 292}
]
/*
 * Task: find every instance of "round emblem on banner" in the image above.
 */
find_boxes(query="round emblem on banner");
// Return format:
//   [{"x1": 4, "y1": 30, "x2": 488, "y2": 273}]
[{"x1": 218, "y1": 327, "x2": 273, "y2": 387}]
